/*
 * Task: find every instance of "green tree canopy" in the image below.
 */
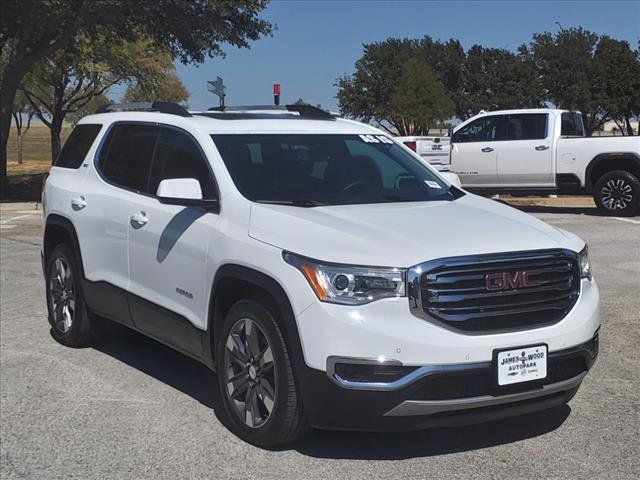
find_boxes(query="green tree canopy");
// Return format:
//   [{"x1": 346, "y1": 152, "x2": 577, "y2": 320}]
[
  {"x1": 525, "y1": 27, "x2": 607, "y2": 135},
  {"x1": 1, "y1": 0, "x2": 272, "y2": 195},
  {"x1": 20, "y1": 36, "x2": 183, "y2": 161},
  {"x1": 388, "y1": 58, "x2": 454, "y2": 136}
]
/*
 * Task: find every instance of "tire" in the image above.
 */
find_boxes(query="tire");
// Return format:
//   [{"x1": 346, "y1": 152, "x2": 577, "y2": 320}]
[
  {"x1": 216, "y1": 299, "x2": 309, "y2": 447},
  {"x1": 593, "y1": 170, "x2": 640, "y2": 217},
  {"x1": 45, "y1": 244, "x2": 94, "y2": 347}
]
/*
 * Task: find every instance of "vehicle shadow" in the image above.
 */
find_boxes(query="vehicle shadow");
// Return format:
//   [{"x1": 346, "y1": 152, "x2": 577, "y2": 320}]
[
  {"x1": 293, "y1": 406, "x2": 570, "y2": 460},
  {"x1": 94, "y1": 321, "x2": 571, "y2": 460}
]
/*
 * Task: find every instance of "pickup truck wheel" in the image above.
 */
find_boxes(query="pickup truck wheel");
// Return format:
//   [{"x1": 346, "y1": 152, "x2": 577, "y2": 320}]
[
  {"x1": 45, "y1": 244, "x2": 94, "y2": 347},
  {"x1": 217, "y1": 299, "x2": 309, "y2": 447},
  {"x1": 594, "y1": 170, "x2": 640, "y2": 216}
]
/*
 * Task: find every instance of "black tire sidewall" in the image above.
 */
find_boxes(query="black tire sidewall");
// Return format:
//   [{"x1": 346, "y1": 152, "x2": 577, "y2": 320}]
[
  {"x1": 216, "y1": 299, "x2": 300, "y2": 447},
  {"x1": 45, "y1": 244, "x2": 90, "y2": 346},
  {"x1": 594, "y1": 170, "x2": 640, "y2": 216}
]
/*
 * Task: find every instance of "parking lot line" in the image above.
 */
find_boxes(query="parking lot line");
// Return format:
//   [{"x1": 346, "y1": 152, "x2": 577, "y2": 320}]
[
  {"x1": 611, "y1": 217, "x2": 640, "y2": 225},
  {"x1": 0, "y1": 213, "x2": 34, "y2": 225}
]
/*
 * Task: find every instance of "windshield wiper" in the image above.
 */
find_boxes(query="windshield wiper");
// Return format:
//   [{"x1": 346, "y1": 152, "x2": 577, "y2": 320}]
[{"x1": 254, "y1": 199, "x2": 328, "y2": 207}]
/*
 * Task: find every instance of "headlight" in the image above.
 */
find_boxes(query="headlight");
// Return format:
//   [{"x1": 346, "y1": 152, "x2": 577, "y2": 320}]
[
  {"x1": 283, "y1": 252, "x2": 406, "y2": 305},
  {"x1": 578, "y1": 246, "x2": 591, "y2": 280}
]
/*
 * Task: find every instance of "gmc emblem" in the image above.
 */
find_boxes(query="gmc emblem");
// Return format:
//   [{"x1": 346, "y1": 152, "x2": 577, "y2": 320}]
[{"x1": 485, "y1": 271, "x2": 544, "y2": 291}]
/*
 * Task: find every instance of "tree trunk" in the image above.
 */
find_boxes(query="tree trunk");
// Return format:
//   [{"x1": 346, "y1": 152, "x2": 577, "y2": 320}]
[
  {"x1": 0, "y1": 75, "x2": 21, "y2": 198},
  {"x1": 625, "y1": 115, "x2": 635, "y2": 136},
  {"x1": 50, "y1": 117, "x2": 64, "y2": 164},
  {"x1": 17, "y1": 134, "x2": 23, "y2": 165}
]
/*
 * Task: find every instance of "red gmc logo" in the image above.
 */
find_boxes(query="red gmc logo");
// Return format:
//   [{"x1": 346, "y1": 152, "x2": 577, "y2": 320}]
[{"x1": 485, "y1": 271, "x2": 544, "y2": 291}]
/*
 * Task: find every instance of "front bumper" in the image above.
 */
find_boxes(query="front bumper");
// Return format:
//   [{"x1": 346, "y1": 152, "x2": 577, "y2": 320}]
[{"x1": 297, "y1": 333, "x2": 598, "y2": 431}]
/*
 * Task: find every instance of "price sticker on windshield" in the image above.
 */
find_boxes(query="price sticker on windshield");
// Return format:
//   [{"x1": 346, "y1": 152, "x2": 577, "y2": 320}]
[{"x1": 359, "y1": 134, "x2": 393, "y2": 144}]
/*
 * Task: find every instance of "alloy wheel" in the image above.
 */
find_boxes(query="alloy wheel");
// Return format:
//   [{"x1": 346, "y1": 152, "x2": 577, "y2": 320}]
[
  {"x1": 223, "y1": 318, "x2": 277, "y2": 428},
  {"x1": 601, "y1": 178, "x2": 634, "y2": 211},
  {"x1": 49, "y1": 257, "x2": 75, "y2": 333}
]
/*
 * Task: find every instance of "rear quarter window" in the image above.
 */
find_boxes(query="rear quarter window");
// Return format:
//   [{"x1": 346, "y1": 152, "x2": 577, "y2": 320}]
[{"x1": 55, "y1": 124, "x2": 102, "y2": 168}]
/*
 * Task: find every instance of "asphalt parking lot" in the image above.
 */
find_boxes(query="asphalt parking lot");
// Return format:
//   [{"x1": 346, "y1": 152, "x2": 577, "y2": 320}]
[{"x1": 1, "y1": 201, "x2": 639, "y2": 480}]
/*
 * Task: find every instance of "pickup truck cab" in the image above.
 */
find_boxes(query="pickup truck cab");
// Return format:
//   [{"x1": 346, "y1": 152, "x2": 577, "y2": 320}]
[{"x1": 449, "y1": 109, "x2": 640, "y2": 216}]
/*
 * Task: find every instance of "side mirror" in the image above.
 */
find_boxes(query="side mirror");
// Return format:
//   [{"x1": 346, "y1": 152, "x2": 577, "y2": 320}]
[
  {"x1": 156, "y1": 178, "x2": 218, "y2": 210},
  {"x1": 440, "y1": 171, "x2": 462, "y2": 188}
]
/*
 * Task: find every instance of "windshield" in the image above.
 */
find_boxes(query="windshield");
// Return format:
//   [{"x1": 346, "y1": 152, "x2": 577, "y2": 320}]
[{"x1": 211, "y1": 134, "x2": 460, "y2": 206}]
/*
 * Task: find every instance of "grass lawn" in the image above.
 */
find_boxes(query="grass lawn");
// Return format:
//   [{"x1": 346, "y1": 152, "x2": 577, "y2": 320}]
[{"x1": 6, "y1": 125, "x2": 70, "y2": 176}]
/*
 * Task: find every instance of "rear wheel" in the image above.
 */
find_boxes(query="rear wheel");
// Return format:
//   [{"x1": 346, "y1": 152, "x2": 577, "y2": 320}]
[
  {"x1": 593, "y1": 170, "x2": 640, "y2": 216},
  {"x1": 45, "y1": 244, "x2": 94, "y2": 346},
  {"x1": 216, "y1": 299, "x2": 308, "y2": 447}
]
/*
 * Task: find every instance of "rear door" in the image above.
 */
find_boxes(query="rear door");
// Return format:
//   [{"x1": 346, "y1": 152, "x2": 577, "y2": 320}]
[
  {"x1": 497, "y1": 113, "x2": 554, "y2": 187},
  {"x1": 450, "y1": 115, "x2": 505, "y2": 186},
  {"x1": 74, "y1": 122, "x2": 159, "y2": 324},
  {"x1": 127, "y1": 125, "x2": 220, "y2": 344}
]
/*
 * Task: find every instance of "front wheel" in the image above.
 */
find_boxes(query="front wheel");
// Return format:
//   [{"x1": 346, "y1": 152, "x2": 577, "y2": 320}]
[
  {"x1": 216, "y1": 299, "x2": 308, "y2": 447},
  {"x1": 593, "y1": 170, "x2": 640, "y2": 216}
]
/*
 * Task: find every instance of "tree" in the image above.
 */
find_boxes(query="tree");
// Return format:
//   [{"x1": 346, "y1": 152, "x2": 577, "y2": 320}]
[
  {"x1": 457, "y1": 45, "x2": 544, "y2": 119},
  {"x1": 123, "y1": 71, "x2": 189, "y2": 104},
  {"x1": 10, "y1": 90, "x2": 35, "y2": 165},
  {"x1": 388, "y1": 58, "x2": 454, "y2": 135},
  {"x1": 595, "y1": 37, "x2": 640, "y2": 135},
  {"x1": 337, "y1": 38, "x2": 456, "y2": 134},
  {"x1": 21, "y1": 36, "x2": 180, "y2": 162},
  {"x1": 417, "y1": 37, "x2": 467, "y2": 119},
  {"x1": 1, "y1": 0, "x2": 272, "y2": 195},
  {"x1": 526, "y1": 27, "x2": 607, "y2": 136}
]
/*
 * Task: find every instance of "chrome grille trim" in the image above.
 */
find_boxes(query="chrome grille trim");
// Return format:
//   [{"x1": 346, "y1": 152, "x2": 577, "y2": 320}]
[{"x1": 408, "y1": 249, "x2": 581, "y2": 334}]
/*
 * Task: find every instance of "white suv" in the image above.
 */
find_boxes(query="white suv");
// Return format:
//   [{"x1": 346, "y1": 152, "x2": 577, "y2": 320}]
[{"x1": 42, "y1": 102, "x2": 600, "y2": 447}]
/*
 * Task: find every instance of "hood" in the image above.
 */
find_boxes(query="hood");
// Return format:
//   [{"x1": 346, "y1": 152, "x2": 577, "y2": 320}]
[{"x1": 248, "y1": 195, "x2": 584, "y2": 267}]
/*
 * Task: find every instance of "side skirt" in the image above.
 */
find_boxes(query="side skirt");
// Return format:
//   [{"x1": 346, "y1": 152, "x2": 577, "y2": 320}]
[{"x1": 82, "y1": 279, "x2": 211, "y2": 368}]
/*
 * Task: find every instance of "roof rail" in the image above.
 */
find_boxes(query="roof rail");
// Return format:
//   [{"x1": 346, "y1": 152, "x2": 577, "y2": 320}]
[
  {"x1": 96, "y1": 101, "x2": 191, "y2": 117},
  {"x1": 206, "y1": 104, "x2": 335, "y2": 120}
]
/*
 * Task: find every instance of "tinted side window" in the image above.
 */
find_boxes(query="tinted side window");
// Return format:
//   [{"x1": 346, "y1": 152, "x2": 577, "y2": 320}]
[
  {"x1": 561, "y1": 112, "x2": 585, "y2": 137},
  {"x1": 149, "y1": 127, "x2": 216, "y2": 198},
  {"x1": 98, "y1": 124, "x2": 158, "y2": 192},
  {"x1": 55, "y1": 124, "x2": 102, "y2": 168},
  {"x1": 505, "y1": 114, "x2": 547, "y2": 140},
  {"x1": 453, "y1": 116, "x2": 504, "y2": 143}
]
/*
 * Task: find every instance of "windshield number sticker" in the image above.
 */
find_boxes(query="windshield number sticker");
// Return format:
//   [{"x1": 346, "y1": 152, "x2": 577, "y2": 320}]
[
  {"x1": 424, "y1": 180, "x2": 443, "y2": 189},
  {"x1": 359, "y1": 134, "x2": 394, "y2": 144}
]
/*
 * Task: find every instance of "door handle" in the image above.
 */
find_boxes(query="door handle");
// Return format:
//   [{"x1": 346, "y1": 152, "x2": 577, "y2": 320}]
[
  {"x1": 71, "y1": 196, "x2": 87, "y2": 210},
  {"x1": 130, "y1": 211, "x2": 148, "y2": 228},
  {"x1": 535, "y1": 145, "x2": 550, "y2": 151},
  {"x1": 481, "y1": 147, "x2": 494, "y2": 153}
]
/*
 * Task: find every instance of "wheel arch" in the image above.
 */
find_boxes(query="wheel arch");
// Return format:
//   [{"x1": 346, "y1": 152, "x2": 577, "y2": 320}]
[
  {"x1": 207, "y1": 264, "x2": 305, "y2": 371},
  {"x1": 43, "y1": 214, "x2": 85, "y2": 278},
  {"x1": 586, "y1": 153, "x2": 640, "y2": 188}
]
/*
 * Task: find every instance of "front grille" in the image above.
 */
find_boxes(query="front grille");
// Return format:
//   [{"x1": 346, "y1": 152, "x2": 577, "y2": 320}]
[{"x1": 411, "y1": 249, "x2": 580, "y2": 333}]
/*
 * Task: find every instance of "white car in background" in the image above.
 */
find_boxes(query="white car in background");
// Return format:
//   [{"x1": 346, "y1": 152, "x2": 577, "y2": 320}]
[
  {"x1": 449, "y1": 109, "x2": 640, "y2": 216},
  {"x1": 396, "y1": 135, "x2": 451, "y2": 171}
]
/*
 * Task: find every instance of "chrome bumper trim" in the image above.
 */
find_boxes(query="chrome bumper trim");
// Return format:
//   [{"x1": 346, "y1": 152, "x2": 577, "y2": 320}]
[
  {"x1": 326, "y1": 356, "x2": 490, "y2": 392},
  {"x1": 383, "y1": 371, "x2": 586, "y2": 417}
]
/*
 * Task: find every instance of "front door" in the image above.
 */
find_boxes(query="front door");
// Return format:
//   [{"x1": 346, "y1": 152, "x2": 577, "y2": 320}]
[
  {"x1": 450, "y1": 115, "x2": 504, "y2": 187},
  {"x1": 128, "y1": 126, "x2": 220, "y2": 350}
]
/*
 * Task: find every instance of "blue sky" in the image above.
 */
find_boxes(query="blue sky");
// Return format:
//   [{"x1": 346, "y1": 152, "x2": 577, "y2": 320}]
[{"x1": 166, "y1": 0, "x2": 640, "y2": 111}]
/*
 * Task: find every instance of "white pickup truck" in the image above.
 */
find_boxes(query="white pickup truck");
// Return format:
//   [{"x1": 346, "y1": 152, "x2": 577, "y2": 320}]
[
  {"x1": 396, "y1": 135, "x2": 451, "y2": 171},
  {"x1": 448, "y1": 109, "x2": 640, "y2": 216}
]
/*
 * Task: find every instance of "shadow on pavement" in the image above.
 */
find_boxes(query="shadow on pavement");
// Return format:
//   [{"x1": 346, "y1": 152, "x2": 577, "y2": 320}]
[
  {"x1": 293, "y1": 406, "x2": 569, "y2": 460},
  {"x1": 94, "y1": 321, "x2": 571, "y2": 459},
  {"x1": 93, "y1": 321, "x2": 220, "y2": 410}
]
